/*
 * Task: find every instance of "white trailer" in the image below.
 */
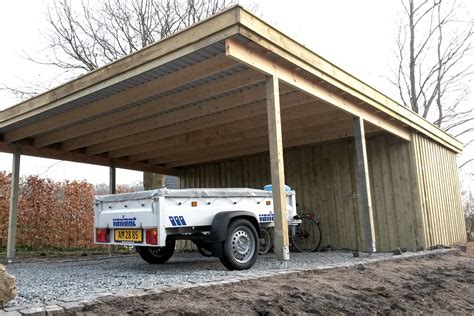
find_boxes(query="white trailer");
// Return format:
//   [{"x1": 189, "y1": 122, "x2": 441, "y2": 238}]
[{"x1": 94, "y1": 188, "x2": 297, "y2": 270}]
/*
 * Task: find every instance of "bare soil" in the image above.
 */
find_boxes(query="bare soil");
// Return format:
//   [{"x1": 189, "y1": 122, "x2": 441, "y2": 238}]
[{"x1": 88, "y1": 244, "x2": 473, "y2": 315}]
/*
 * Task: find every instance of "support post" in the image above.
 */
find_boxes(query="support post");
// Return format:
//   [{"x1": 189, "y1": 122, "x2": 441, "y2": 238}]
[
  {"x1": 353, "y1": 117, "x2": 376, "y2": 253},
  {"x1": 109, "y1": 166, "x2": 116, "y2": 194},
  {"x1": 7, "y1": 150, "x2": 21, "y2": 261},
  {"x1": 108, "y1": 166, "x2": 116, "y2": 256},
  {"x1": 266, "y1": 76, "x2": 290, "y2": 265}
]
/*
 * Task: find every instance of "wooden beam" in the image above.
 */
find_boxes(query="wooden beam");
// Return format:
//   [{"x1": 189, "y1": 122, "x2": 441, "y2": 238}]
[
  {"x1": 7, "y1": 149, "x2": 20, "y2": 261},
  {"x1": 105, "y1": 84, "x2": 281, "y2": 158},
  {"x1": 147, "y1": 106, "x2": 346, "y2": 164},
  {"x1": 237, "y1": 12, "x2": 462, "y2": 152},
  {"x1": 60, "y1": 68, "x2": 265, "y2": 151},
  {"x1": 84, "y1": 90, "x2": 314, "y2": 156},
  {"x1": 266, "y1": 76, "x2": 289, "y2": 263},
  {"x1": 33, "y1": 56, "x2": 245, "y2": 148},
  {"x1": 106, "y1": 86, "x2": 302, "y2": 159},
  {"x1": 0, "y1": 142, "x2": 178, "y2": 176},
  {"x1": 225, "y1": 38, "x2": 412, "y2": 142},
  {"x1": 165, "y1": 118, "x2": 375, "y2": 167},
  {"x1": 7, "y1": 54, "x2": 240, "y2": 144},
  {"x1": 109, "y1": 166, "x2": 116, "y2": 194},
  {"x1": 353, "y1": 117, "x2": 376, "y2": 253},
  {"x1": 126, "y1": 100, "x2": 336, "y2": 161},
  {"x1": 108, "y1": 166, "x2": 116, "y2": 255}
]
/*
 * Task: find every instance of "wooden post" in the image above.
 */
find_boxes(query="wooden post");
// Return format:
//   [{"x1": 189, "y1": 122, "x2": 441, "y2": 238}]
[
  {"x1": 353, "y1": 117, "x2": 376, "y2": 253},
  {"x1": 109, "y1": 166, "x2": 117, "y2": 194},
  {"x1": 108, "y1": 166, "x2": 116, "y2": 256},
  {"x1": 7, "y1": 150, "x2": 21, "y2": 261},
  {"x1": 266, "y1": 76, "x2": 290, "y2": 264}
]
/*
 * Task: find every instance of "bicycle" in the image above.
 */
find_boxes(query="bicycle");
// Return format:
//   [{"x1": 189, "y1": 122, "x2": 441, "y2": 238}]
[
  {"x1": 258, "y1": 212, "x2": 322, "y2": 254},
  {"x1": 290, "y1": 213, "x2": 322, "y2": 252}
]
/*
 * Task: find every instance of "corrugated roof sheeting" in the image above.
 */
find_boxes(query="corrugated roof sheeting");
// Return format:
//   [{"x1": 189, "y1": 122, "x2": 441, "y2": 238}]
[
  {"x1": 29, "y1": 64, "x2": 249, "y2": 139},
  {"x1": 0, "y1": 42, "x2": 226, "y2": 133}
]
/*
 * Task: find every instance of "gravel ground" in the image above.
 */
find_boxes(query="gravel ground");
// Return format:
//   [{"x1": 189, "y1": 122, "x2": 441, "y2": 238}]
[{"x1": 4, "y1": 249, "x2": 452, "y2": 308}]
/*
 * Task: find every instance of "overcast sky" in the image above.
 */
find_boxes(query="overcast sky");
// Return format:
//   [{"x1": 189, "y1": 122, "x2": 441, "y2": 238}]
[{"x1": 0, "y1": 0, "x2": 472, "y2": 188}]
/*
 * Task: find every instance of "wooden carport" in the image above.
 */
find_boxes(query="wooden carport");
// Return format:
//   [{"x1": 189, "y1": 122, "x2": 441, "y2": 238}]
[{"x1": 0, "y1": 6, "x2": 464, "y2": 261}]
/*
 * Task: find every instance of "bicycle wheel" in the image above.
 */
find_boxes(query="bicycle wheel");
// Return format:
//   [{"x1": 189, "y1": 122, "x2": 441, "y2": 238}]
[{"x1": 291, "y1": 217, "x2": 322, "y2": 252}]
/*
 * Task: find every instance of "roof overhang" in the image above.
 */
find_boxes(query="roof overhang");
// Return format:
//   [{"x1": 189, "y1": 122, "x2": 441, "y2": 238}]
[{"x1": 0, "y1": 6, "x2": 462, "y2": 175}]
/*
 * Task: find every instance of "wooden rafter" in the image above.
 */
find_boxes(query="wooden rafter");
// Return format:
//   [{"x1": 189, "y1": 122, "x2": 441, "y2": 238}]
[
  {"x1": 60, "y1": 68, "x2": 264, "y2": 151},
  {"x1": 109, "y1": 91, "x2": 319, "y2": 160},
  {"x1": 0, "y1": 142, "x2": 177, "y2": 175},
  {"x1": 146, "y1": 105, "x2": 346, "y2": 164},
  {"x1": 225, "y1": 38, "x2": 412, "y2": 142},
  {"x1": 84, "y1": 90, "x2": 315, "y2": 155},
  {"x1": 164, "y1": 119, "x2": 381, "y2": 168},
  {"x1": 31, "y1": 54, "x2": 240, "y2": 147}
]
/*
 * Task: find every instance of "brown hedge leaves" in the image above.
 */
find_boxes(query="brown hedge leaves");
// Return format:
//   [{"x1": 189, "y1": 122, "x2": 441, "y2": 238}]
[{"x1": 0, "y1": 171, "x2": 97, "y2": 249}]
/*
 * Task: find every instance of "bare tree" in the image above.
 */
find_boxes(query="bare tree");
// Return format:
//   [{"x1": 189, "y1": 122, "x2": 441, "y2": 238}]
[
  {"x1": 38, "y1": 0, "x2": 236, "y2": 72},
  {"x1": 393, "y1": 0, "x2": 473, "y2": 135},
  {"x1": 1, "y1": 0, "x2": 243, "y2": 102},
  {"x1": 392, "y1": 0, "x2": 474, "y2": 172},
  {"x1": 19, "y1": 0, "x2": 240, "y2": 189}
]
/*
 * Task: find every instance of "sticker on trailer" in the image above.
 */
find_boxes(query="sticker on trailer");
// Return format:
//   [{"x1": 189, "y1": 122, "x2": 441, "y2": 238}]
[
  {"x1": 259, "y1": 213, "x2": 275, "y2": 222},
  {"x1": 169, "y1": 216, "x2": 187, "y2": 226},
  {"x1": 113, "y1": 216, "x2": 137, "y2": 227}
]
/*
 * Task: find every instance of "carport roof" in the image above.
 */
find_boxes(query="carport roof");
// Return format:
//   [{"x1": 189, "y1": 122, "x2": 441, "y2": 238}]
[{"x1": 0, "y1": 6, "x2": 462, "y2": 175}]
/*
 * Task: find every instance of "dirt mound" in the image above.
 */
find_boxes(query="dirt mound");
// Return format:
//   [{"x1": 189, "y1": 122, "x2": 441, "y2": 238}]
[{"x1": 88, "y1": 244, "x2": 474, "y2": 314}]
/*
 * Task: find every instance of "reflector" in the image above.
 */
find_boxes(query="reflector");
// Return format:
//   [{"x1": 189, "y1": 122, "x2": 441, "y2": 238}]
[
  {"x1": 146, "y1": 228, "x2": 158, "y2": 245},
  {"x1": 96, "y1": 228, "x2": 109, "y2": 243}
]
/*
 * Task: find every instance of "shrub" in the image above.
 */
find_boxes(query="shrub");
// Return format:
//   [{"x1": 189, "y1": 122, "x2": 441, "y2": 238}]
[{"x1": 0, "y1": 172, "x2": 98, "y2": 250}]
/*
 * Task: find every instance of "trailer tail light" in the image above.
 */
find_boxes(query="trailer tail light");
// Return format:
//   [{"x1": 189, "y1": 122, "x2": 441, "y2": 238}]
[
  {"x1": 146, "y1": 228, "x2": 158, "y2": 245},
  {"x1": 96, "y1": 229, "x2": 109, "y2": 243}
]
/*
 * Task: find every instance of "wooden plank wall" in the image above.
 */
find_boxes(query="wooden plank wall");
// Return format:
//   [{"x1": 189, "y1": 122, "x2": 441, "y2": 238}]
[
  {"x1": 366, "y1": 135, "x2": 418, "y2": 251},
  {"x1": 411, "y1": 133, "x2": 466, "y2": 248},
  {"x1": 178, "y1": 134, "x2": 432, "y2": 252},
  {"x1": 179, "y1": 140, "x2": 360, "y2": 250}
]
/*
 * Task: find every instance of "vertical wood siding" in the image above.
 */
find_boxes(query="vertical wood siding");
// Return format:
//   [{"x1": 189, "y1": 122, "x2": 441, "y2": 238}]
[
  {"x1": 411, "y1": 133, "x2": 466, "y2": 248},
  {"x1": 366, "y1": 136, "x2": 418, "y2": 251},
  {"x1": 178, "y1": 134, "x2": 465, "y2": 251}
]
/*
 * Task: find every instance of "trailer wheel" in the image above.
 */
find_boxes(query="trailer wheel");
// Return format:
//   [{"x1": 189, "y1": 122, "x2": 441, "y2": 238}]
[
  {"x1": 136, "y1": 238, "x2": 175, "y2": 264},
  {"x1": 219, "y1": 219, "x2": 258, "y2": 270},
  {"x1": 258, "y1": 228, "x2": 272, "y2": 255}
]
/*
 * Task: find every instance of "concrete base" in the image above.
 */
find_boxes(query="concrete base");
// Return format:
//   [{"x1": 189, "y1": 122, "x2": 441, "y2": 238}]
[
  {"x1": 392, "y1": 247, "x2": 403, "y2": 256},
  {"x1": 279, "y1": 260, "x2": 289, "y2": 269},
  {"x1": 352, "y1": 252, "x2": 373, "y2": 258}
]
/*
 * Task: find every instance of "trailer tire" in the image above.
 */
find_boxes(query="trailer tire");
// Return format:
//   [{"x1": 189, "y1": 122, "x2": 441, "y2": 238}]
[
  {"x1": 219, "y1": 219, "x2": 258, "y2": 270},
  {"x1": 136, "y1": 238, "x2": 175, "y2": 264},
  {"x1": 259, "y1": 228, "x2": 272, "y2": 255}
]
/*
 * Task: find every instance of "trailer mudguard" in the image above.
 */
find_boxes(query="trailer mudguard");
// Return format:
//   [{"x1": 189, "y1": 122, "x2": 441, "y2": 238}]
[{"x1": 210, "y1": 211, "x2": 261, "y2": 242}]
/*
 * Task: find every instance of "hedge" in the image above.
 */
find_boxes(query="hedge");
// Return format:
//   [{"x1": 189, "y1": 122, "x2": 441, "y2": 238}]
[{"x1": 0, "y1": 171, "x2": 124, "y2": 250}]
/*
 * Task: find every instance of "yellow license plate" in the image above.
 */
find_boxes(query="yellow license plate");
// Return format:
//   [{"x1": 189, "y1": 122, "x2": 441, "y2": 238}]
[{"x1": 114, "y1": 229, "x2": 143, "y2": 242}]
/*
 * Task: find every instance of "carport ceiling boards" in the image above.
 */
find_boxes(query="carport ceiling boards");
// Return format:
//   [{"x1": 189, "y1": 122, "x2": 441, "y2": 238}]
[{"x1": 0, "y1": 6, "x2": 462, "y2": 175}]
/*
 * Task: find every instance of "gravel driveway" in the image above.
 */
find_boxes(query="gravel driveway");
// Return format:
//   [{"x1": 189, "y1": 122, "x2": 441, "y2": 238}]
[{"x1": 4, "y1": 249, "x2": 451, "y2": 308}]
